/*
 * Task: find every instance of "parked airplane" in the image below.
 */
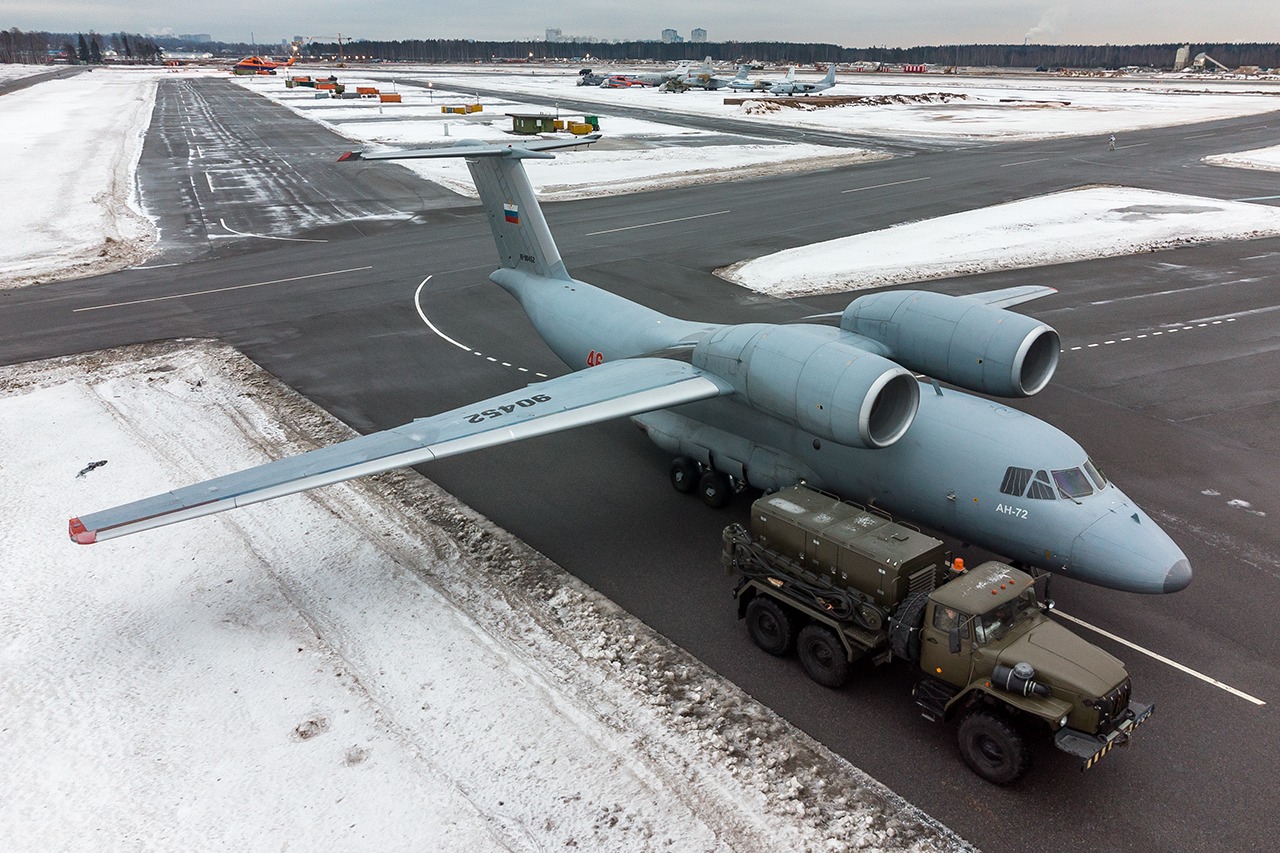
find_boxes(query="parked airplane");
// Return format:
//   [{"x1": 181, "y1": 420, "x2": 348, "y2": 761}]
[
  {"x1": 634, "y1": 56, "x2": 712, "y2": 87},
  {"x1": 232, "y1": 55, "x2": 296, "y2": 75},
  {"x1": 69, "y1": 138, "x2": 1191, "y2": 595},
  {"x1": 728, "y1": 65, "x2": 791, "y2": 92},
  {"x1": 769, "y1": 64, "x2": 837, "y2": 95}
]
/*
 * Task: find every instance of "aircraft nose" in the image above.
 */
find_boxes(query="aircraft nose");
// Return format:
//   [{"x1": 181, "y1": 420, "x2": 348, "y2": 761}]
[
  {"x1": 1071, "y1": 503, "x2": 1193, "y2": 594},
  {"x1": 1164, "y1": 557, "x2": 1193, "y2": 593}
]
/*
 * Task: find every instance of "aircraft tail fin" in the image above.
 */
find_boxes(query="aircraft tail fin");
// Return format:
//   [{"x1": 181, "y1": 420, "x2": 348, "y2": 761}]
[
  {"x1": 340, "y1": 136, "x2": 601, "y2": 281},
  {"x1": 822, "y1": 65, "x2": 836, "y2": 84},
  {"x1": 733, "y1": 65, "x2": 749, "y2": 80}
]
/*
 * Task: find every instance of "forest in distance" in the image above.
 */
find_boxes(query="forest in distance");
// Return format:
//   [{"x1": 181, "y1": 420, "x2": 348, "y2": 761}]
[{"x1": 3, "y1": 26, "x2": 1278, "y2": 71}]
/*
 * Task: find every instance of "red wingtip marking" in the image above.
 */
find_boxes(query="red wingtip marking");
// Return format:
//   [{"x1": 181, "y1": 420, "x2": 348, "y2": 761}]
[
  {"x1": 337, "y1": 151, "x2": 358, "y2": 162},
  {"x1": 69, "y1": 518, "x2": 97, "y2": 545}
]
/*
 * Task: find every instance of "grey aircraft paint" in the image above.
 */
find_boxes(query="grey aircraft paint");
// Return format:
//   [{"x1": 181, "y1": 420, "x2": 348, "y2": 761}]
[{"x1": 70, "y1": 138, "x2": 1191, "y2": 595}]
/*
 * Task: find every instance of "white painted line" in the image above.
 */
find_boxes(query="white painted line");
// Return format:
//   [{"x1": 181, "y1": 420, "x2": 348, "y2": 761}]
[
  {"x1": 74, "y1": 266, "x2": 372, "y2": 312},
  {"x1": 840, "y1": 176, "x2": 932, "y2": 193},
  {"x1": 1183, "y1": 133, "x2": 1217, "y2": 140},
  {"x1": 1115, "y1": 142, "x2": 1150, "y2": 150},
  {"x1": 218, "y1": 218, "x2": 327, "y2": 243},
  {"x1": 204, "y1": 172, "x2": 216, "y2": 193},
  {"x1": 587, "y1": 210, "x2": 729, "y2": 236},
  {"x1": 999, "y1": 157, "x2": 1051, "y2": 168},
  {"x1": 1055, "y1": 610, "x2": 1266, "y2": 706},
  {"x1": 413, "y1": 276, "x2": 471, "y2": 352}
]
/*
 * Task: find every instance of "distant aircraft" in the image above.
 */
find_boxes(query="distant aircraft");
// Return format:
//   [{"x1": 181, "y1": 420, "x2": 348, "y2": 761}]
[
  {"x1": 69, "y1": 138, "x2": 1192, "y2": 595},
  {"x1": 681, "y1": 63, "x2": 733, "y2": 90},
  {"x1": 728, "y1": 65, "x2": 791, "y2": 92},
  {"x1": 769, "y1": 64, "x2": 837, "y2": 95},
  {"x1": 233, "y1": 55, "x2": 296, "y2": 75},
  {"x1": 634, "y1": 56, "x2": 713, "y2": 87},
  {"x1": 600, "y1": 74, "x2": 648, "y2": 89}
]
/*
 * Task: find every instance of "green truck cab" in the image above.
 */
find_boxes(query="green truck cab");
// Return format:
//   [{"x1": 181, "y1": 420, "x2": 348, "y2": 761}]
[{"x1": 724, "y1": 484, "x2": 1153, "y2": 784}]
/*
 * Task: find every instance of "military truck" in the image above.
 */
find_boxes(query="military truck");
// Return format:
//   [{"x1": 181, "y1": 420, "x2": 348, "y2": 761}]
[{"x1": 723, "y1": 484, "x2": 1153, "y2": 784}]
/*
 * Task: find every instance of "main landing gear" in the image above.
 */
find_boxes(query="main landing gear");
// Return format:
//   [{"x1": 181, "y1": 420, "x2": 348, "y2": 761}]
[{"x1": 668, "y1": 456, "x2": 740, "y2": 508}]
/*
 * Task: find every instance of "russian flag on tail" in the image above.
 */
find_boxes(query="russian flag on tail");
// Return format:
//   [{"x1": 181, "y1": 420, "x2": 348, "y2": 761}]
[{"x1": 504, "y1": 202, "x2": 519, "y2": 224}]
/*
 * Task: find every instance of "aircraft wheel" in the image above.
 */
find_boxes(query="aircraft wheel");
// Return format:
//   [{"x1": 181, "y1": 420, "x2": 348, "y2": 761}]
[
  {"x1": 957, "y1": 710, "x2": 1031, "y2": 785},
  {"x1": 669, "y1": 456, "x2": 699, "y2": 494},
  {"x1": 698, "y1": 469, "x2": 733, "y2": 508},
  {"x1": 797, "y1": 624, "x2": 849, "y2": 688},
  {"x1": 745, "y1": 596, "x2": 794, "y2": 655}
]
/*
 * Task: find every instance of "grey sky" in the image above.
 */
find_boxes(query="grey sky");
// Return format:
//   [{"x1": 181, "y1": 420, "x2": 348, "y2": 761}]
[{"x1": 6, "y1": 2, "x2": 1277, "y2": 48}]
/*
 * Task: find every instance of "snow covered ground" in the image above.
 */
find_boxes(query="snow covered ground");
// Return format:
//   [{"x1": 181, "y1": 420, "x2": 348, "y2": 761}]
[
  {"x1": 1205, "y1": 143, "x2": 1280, "y2": 172},
  {"x1": 382, "y1": 64, "x2": 1280, "y2": 143},
  {"x1": 0, "y1": 341, "x2": 967, "y2": 852},
  {"x1": 0, "y1": 67, "x2": 174, "y2": 288},
  {"x1": 723, "y1": 186, "x2": 1280, "y2": 296}
]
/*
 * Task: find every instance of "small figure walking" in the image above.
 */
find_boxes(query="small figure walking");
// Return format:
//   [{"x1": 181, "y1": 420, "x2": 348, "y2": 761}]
[{"x1": 1108, "y1": 134, "x2": 1116, "y2": 151}]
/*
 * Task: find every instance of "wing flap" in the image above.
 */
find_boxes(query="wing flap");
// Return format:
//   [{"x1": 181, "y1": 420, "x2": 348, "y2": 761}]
[
  {"x1": 71, "y1": 358, "x2": 729, "y2": 544},
  {"x1": 964, "y1": 285, "x2": 1057, "y2": 308}
]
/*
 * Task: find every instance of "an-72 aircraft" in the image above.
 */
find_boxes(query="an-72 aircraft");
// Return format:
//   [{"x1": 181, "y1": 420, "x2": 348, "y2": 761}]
[{"x1": 69, "y1": 137, "x2": 1192, "y2": 594}]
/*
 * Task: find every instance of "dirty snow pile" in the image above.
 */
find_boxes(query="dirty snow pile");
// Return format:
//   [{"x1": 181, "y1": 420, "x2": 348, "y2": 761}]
[
  {"x1": 721, "y1": 186, "x2": 1280, "y2": 296},
  {"x1": 0, "y1": 341, "x2": 969, "y2": 852},
  {"x1": 1204, "y1": 143, "x2": 1280, "y2": 172},
  {"x1": 0, "y1": 68, "x2": 174, "y2": 288}
]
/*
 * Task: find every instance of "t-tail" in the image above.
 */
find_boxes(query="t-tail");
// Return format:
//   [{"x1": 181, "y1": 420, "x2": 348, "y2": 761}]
[{"x1": 338, "y1": 136, "x2": 716, "y2": 365}]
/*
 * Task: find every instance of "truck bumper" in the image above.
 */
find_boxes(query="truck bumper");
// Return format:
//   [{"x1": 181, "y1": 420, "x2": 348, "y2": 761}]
[{"x1": 1053, "y1": 700, "x2": 1154, "y2": 770}]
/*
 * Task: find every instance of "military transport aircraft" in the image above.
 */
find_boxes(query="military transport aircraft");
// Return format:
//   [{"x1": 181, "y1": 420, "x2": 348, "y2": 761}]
[
  {"x1": 69, "y1": 138, "x2": 1191, "y2": 595},
  {"x1": 728, "y1": 66, "x2": 792, "y2": 92},
  {"x1": 769, "y1": 65, "x2": 837, "y2": 96}
]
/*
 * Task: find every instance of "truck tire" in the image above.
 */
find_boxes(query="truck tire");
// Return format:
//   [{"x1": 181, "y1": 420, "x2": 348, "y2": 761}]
[
  {"x1": 746, "y1": 596, "x2": 793, "y2": 656},
  {"x1": 889, "y1": 592, "x2": 929, "y2": 663},
  {"x1": 698, "y1": 469, "x2": 733, "y2": 508},
  {"x1": 957, "y1": 710, "x2": 1031, "y2": 785},
  {"x1": 669, "y1": 456, "x2": 699, "y2": 493},
  {"x1": 797, "y1": 624, "x2": 849, "y2": 688}
]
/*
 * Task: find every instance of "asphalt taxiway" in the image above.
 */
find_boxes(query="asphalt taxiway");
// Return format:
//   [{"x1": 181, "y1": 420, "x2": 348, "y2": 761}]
[{"x1": 3, "y1": 74, "x2": 1278, "y2": 851}]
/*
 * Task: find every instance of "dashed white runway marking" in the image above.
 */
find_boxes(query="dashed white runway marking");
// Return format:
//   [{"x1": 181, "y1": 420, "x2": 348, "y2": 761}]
[
  {"x1": 1065, "y1": 318, "x2": 1236, "y2": 351},
  {"x1": 586, "y1": 210, "x2": 729, "y2": 236},
  {"x1": 840, "y1": 176, "x2": 932, "y2": 193},
  {"x1": 74, "y1": 267, "x2": 372, "y2": 312},
  {"x1": 413, "y1": 276, "x2": 549, "y2": 378}
]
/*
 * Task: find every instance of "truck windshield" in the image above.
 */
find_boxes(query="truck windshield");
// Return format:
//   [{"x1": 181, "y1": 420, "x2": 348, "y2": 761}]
[{"x1": 972, "y1": 591, "x2": 1039, "y2": 644}]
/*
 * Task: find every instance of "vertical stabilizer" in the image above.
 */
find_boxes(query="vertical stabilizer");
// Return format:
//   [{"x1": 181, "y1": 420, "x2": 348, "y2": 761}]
[
  {"x1": 465, "y1": 152, "x2": 569, "y2": 280},
  {"x1": 340, "y1": 136, "x2": 601, "y2": 282}
]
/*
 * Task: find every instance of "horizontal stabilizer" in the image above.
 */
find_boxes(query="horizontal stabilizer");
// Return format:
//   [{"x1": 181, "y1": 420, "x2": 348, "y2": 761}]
[
  {"x1": 70, "y1": 358, "x2": 729, "y2": 544},
  {"x1": 339, "y1": 135, "x2": 602, "y2": 163}
]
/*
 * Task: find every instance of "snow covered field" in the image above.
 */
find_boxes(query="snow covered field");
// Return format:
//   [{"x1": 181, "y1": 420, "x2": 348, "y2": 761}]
[
  {"x1": 0, "y1": 341, "x2": 966, "y2": 852},
  {"x1": 1205, "y1": 143, "x2": 1280, "y2": 172},
  {"x1": 723, "y1": 186, "x2": 1280, "y2": 296}
]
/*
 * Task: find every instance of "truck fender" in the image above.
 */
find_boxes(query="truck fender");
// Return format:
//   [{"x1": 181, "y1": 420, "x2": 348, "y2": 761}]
[{"x1": 943, "y1": 684, "x2": 1074, "y2": 725}]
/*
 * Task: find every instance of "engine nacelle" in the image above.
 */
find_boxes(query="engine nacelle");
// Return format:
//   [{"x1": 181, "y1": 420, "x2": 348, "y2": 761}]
[
  {"x1": 839, "y1": 290, "x2": 1060, "y2": 397},
  {"x1": 692, "y1": 324, "x2": 919, "y2": 449}
]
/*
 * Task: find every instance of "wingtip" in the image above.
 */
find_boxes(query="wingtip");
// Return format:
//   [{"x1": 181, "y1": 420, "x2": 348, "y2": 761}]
[
  {"x1": 68, "y1": 517, "x2": 97, "y2": 545},
  {"x1": 337, "y1": 150, "x2": 363, "y2": 162}
]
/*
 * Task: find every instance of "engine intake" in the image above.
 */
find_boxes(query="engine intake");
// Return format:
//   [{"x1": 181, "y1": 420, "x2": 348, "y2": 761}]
[
  {"x1": 840, "y1": 290, "x2": 1060, "y2": 397},
  {"x1": 693, "y1": 324, "x2": 919, "y2": 449}
]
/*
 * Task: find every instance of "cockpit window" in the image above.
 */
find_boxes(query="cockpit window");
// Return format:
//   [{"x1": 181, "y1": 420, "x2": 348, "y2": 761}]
[
  {"x1": 1052, "y1": 467, "x2": 1095, "y2": 499},
  {"x1": 1026, "y1": 470, "x2": 1056, "y2": 500},
  {"x1": 1084, "y1": 458, "x2": 1108, "y2": 490},
  {"x1": 999, "y1": 467, "x2": 1031, "y2": 497}
]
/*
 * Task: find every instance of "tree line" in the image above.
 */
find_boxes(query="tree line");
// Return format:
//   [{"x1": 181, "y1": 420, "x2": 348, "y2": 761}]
[
  {"x1": 1, "y1": 28, "x2": 164, "y2": 64},
  {"x1": 3, "y1": 27, "x2": 1278, "y2": 70},
  {"x1": 301, "y1": 38, "x2": 1280, "y2": 69}
]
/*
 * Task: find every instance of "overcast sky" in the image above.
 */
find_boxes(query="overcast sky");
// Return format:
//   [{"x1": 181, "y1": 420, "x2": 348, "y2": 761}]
[{"x1": 6, "y1": 2, "x2": 1277, "y2": 48}]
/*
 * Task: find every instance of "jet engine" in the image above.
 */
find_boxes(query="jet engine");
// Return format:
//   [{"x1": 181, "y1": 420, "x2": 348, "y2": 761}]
[
  {"x1": 692, "y1": 324, "x2": 919, "y2": 449},
  {"x1": 839, "y1": 291, "x2": 1060, "y2": 397}
]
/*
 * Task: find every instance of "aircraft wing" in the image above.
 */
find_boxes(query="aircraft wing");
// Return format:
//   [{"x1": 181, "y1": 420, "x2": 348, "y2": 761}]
[
  {"x1": 69, "y1": 358, "x2": 731, "y2": 544},
  {"x1": 339, "y1": 135, "x2": 601, "y2": 163},
  {"x1": 963, "y1": 285, "x2": 1057, "y2": 308}
]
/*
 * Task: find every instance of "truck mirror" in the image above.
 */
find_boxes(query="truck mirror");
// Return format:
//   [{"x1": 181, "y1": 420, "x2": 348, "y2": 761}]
[{"x1": 949, "y1": 626, "x2": 961, "y2": 654}]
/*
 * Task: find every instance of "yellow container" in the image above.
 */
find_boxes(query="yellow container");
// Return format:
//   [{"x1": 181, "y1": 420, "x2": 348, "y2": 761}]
[
  {"x1": 466, "y1": 103, "x2": 483, "y2": 113},
  {"x1": 569, "y1": 123, "x2": 593, "y2": 135}
]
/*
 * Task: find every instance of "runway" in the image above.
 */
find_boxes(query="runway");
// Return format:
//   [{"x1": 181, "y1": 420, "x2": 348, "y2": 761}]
[{"x1": 3, "y1": 74, "x2": 1278, "y2": 851}]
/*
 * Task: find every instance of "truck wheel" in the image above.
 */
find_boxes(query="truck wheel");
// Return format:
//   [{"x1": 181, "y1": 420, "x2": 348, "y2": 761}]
[
  {"x1": 957, "y1": 710, "x2": 1031, "y2": 785},
  {"x1": 698, "y1": 469, "x2": 733, "y2": 508},
  {"x1": 669, "y1": 456, "x2": 699, "y2": 493},
  {"x1": 797, "y1": 624, "x2": 849, "y2": 688},
  {"x1": 888, "y1": 592, "x2": 929, "y2": 663},
  {"x1": 746, "y1": 596, "x2": 793, "y2": 656}
]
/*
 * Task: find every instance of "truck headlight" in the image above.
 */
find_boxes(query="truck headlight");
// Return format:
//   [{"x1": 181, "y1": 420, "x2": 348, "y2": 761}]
[{"x1": 1059, "y1": 714, "x2": 1069, "y2": 728}]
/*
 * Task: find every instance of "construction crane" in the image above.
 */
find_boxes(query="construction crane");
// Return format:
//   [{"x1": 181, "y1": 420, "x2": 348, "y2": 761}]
[{"x1": 294, "y1": 34, "x2": 353, "y2": 65}]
